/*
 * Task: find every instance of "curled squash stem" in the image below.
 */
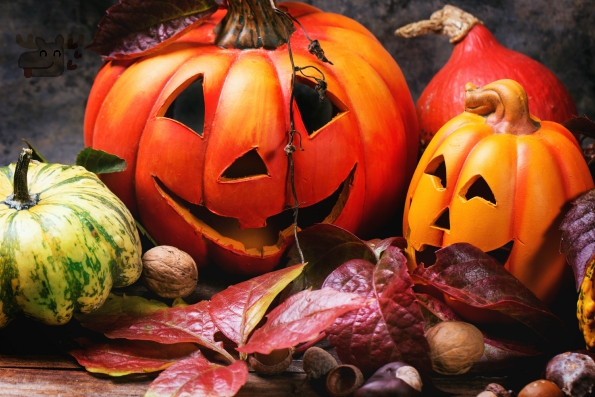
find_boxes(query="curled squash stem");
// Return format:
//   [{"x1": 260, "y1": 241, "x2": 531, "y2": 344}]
[
  {"x1": 464, "y1": 79, "x2": 540, "y2": 135},
  {"x1": 395, "y1": 5, "x2": 482, "y2": 44},
  {"x1": 2, "y1": 148, "x2": 39, "y2": 210}
]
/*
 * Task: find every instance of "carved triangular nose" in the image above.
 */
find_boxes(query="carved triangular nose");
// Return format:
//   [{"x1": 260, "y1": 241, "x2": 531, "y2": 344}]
[
  {"x1": 220, "y1": 148, "x2": 269, "y2": 181},
  {"x1": 432, "y1": 207, "x2": 450, "y2": 231}
]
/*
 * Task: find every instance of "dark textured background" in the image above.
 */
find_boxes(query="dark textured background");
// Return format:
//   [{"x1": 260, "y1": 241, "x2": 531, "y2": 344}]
[{"x1": 1, "y1": 0, "x2": 594, "y2": 165}]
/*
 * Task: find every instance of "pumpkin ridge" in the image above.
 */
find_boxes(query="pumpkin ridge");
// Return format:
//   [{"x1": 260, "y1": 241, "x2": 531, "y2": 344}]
[
  {"x1": 23, "y1": 210, "x2": 96, "y2": 321},
  {"x1": 0, "y1": 212, "x2": 21, "y2": 325}
]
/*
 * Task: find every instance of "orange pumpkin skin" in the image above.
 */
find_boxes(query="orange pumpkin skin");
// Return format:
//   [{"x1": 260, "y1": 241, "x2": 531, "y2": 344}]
[
  {"x1": 403, "y1": 79, "x2": 593, "y2": 304},
  {"x1": 84, "y1": 2, "x2": 419, "y2": 275}
]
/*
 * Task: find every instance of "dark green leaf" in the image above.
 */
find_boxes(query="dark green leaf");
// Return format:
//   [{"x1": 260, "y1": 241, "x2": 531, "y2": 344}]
[
  {"x1": 76, "y1": 147, "x2": 127, "y2": 174},
  {"x1": 21, "y1": 138, "x2": 47, "y2": 163},
  {"x1": 86, "y1": 0, "x2": 218, "y2": 60}
]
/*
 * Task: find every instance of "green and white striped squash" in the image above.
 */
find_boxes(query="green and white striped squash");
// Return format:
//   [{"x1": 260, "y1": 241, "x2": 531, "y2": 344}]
[{"x1": 0, "y1": 149, "x2": 142, "y2": 327}]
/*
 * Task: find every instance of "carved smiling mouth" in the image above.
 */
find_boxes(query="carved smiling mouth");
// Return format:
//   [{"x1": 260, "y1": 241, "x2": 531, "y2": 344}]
[
  {"x1": 414, "y1": 240, "x2": 515, "y2": 267},
  {"x1": 154, "y1": 165, "x2": 356, "y2": 256}
]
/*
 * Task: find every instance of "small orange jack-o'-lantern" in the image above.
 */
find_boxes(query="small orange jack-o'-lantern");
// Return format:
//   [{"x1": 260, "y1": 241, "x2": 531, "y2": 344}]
[
  {"x1": 404, "y1": 79, "x2": 593, "y2": 304},
  {"x1": 84, "y1": 1, "x2": 419, "y2": 276}
]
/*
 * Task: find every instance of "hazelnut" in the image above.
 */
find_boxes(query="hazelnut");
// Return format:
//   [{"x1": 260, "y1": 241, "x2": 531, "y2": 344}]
[
  {"x1": 545, "y1": 351, "x2": 595, "y2": 397},
  {"x1": 141, "y1": 246, "x2": 198, "y2": 299},
  {"x1": 517, "y1": 379, "x2": 564, "y2": 397},
  {"x1": 425, "y1": 321, "x2": 484, "y2": 375}
]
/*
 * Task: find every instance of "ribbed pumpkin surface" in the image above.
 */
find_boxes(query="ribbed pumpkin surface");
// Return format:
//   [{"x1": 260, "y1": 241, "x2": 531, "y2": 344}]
[
  {"x1": 0, "y1": 161, "x2": 142, "y2": 326},
  {"x1": 404, "y1": 80, "x2": 592, "y2": 304}
]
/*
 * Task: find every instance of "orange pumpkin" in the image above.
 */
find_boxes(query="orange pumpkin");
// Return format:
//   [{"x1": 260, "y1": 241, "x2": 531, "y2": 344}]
[
  {"x1": 84, "y1": 1, "x2": 419, "y2": 275},
  {"x1": 404, "y1": 79, "x2": 593, "y2": 304}
]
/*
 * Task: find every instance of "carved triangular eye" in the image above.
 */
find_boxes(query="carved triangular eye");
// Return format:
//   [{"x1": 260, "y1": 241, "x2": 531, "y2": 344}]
[
  {"x1": 424, "y1": 155, "x2": 447, "y2": 188},
  {"x1": 461, "y1": 176, "x2": 496, "y2": 204},
  {"x1": 432, "y1": 207, "x2": 450, "y2": 231},
  {"x1": 294, "y1": 79, "x2": 344, "y2": 136},
  {"x1": 164, "y1": 76, "x2": 205, "y2": 136},
  {"x1": 220, "y1": 148, "x2": 269, "y2": 181}
]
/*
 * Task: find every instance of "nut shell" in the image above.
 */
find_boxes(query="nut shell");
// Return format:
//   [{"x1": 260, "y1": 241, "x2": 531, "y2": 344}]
[
  {"x1": 326, "y1": 364, "x2": 364, "y2": 397},
  {"x1": 426, "y1": 321, "x2": 484, "y2": 375},
  {"x1": 248, "y1": 348, "x2": 293, "y2": 376},
  {"x1": 141, "y1": 246, "x2": 198, "y2": 298}
]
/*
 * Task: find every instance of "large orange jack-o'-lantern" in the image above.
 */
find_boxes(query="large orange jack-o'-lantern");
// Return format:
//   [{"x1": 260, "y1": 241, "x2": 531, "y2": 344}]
[
  {"x1": 404, "y1": 79, "x2": 593, "y2": 304},
  {"x1": 84, "y1": 1, "x2": 419, "y2": 275}
]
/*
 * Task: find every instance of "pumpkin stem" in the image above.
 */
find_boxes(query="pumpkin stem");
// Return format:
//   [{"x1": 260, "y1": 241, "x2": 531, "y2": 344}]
[
  {"x1": 464, "y1": 79, "x2": 540, "y2": 135},
  {"x1": 215, "y1": 0, "x2": 294, "y2": 49},
  {"x1": 3, "y1": 148, "x2": 40, "y2": 210},
  {"x1": 395, "y1": 5, "x2": 482, "y2": 44}
]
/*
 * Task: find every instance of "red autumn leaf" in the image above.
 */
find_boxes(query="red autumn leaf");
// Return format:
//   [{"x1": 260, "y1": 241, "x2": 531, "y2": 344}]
[
  {"x1": 416, "y1": 293, "x2": 541, "y2": 372},
  {"x1": 144, "y1": 353, "x2": 248, "y2": 397},
  {"x1": 87, "y1": 0, "x2": 218, "y2": 60},
  {"x1": 69, "y1": 338, "x2": 199, "y2": 376},
  {"x1": 412, "y1": 243, "x2": 567, "y2": 345},
  {"x1": 366, "y1": 236, "x2": 408, "y2": 260},
  {"x1": 560, "y1": 188, "x2": 595, "y2": 289},
  {"x1": 472, "y1": 335, "x2": 542, "y2": 373},
  {"x1": 209, "y1": 263, "x2": 305, "y2": 348},
  {"x1": 237, "y1": 288, "x2": 371, "y2": 355},
  {"x1": 322, "y1": 247, "x2": 433, "y2": 375},
  {"x1": 416, "y1": 293, "x2": 461, "y2": 331},
  {"x1": 284, "y1": 224, "x2": 376, "y2": 297},
  {"x1": 77, "y1": 295, "x2": 232, "y2": 363},
  {"x1": 563, "y1": 115, "x2": 595, "y2": 140}
]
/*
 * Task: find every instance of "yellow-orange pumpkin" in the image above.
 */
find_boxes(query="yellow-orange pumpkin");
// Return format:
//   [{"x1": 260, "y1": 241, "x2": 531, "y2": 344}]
[{"x1": 404, "y1": 79, "x2": 593, "y2": 304}]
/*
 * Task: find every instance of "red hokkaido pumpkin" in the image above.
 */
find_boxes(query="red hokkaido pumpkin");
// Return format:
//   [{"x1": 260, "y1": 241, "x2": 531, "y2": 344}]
[
  {"x1": 396, "y1": 5, "x2": 577, "y2": 145},
  {"x1": 403, "y1": 79, "x2": 593, "y2": 305},
  {"x1": 84, "y1": 1, "x2": 419, "y2": 275}
]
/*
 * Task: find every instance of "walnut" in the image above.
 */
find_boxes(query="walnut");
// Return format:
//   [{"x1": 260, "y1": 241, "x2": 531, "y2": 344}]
[
  {"x1": 141, "y1": 246, "x2": 198, "y2": 298},
  {"x1": 425, "y1": 321, "x2": 485, "y2": 375}
]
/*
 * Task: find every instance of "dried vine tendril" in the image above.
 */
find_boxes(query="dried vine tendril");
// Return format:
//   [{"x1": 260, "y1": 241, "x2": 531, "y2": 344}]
[{"x1": 271, "y1": 3, "x2": 333, "y2": 265}]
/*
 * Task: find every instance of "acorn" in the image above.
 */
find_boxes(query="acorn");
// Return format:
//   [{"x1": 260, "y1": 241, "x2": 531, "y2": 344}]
[{"x1": 302, "y1": 346, "x2": 338, "y2": 380}]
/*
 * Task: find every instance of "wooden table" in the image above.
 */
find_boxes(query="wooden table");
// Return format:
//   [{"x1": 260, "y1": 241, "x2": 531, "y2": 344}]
[
  {"x1": 0, "y1": 315, "x2": 537, "y2": 397},
  {"x1": 0, "y1": 274, "x2": 550, "y2": 397}
]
